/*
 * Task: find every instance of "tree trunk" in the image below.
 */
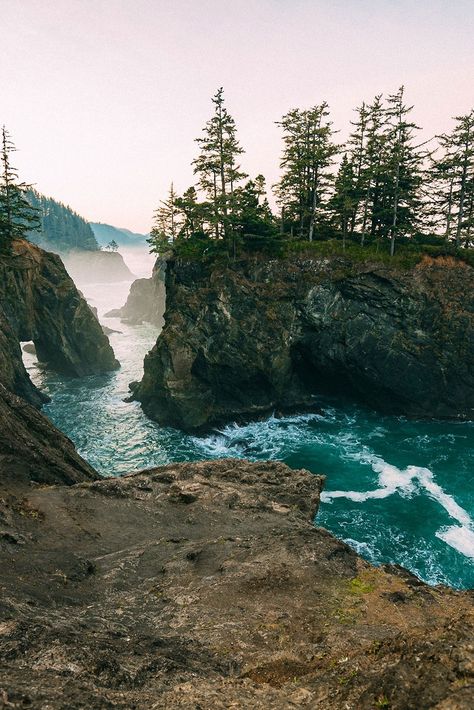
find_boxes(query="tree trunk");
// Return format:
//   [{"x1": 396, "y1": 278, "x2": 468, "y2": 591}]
[{"x1": 455, "y1": 129, "x2": 470, "y2": 249}]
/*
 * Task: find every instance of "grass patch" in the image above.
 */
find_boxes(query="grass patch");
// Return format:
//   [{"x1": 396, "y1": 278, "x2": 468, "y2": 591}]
[{"x1": 349, "y1": 577, "x2": 375, "y2": 595}]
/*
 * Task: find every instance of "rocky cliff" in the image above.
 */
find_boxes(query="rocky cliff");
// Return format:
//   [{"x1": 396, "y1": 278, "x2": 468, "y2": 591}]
[
  {"x1": 134, "y1": 254, "x2": 474, "y2": 431},
  {"x1": 0, "y1": 239, "x2": 116, "y2": 484},
  {"x1": 0, "y1": 383, "x2": 97, "y2": 485},
  {"x1": 104, "y1": 257, "x2": 166, "y2": 327},
  {"x1": 1, "y1": 458, "x2": 472, "y2": 709},
  {"x1": 61, "y1": 249, "x2": 135, "y2": 284},
  {"x1": 0, "y1": 240, "x2": 118, "y2": 383}
]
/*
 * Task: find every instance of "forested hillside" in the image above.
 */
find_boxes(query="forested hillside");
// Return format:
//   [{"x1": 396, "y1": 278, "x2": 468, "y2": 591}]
[
  {"x1": 27, "y1": 190, "x2": 99, "y2": 251},
  {"x1": 90, "y1": 222, "x2": 147, "y2": 247}
]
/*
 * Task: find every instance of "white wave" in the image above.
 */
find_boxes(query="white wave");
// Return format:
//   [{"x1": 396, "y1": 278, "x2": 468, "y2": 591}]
[
  {"x1": 321, "y1": 457, "x2": 416, "y2": 503},
  {"x1": 407, "y1": 465, "x2": 472, "y2": 527},
  {"x1": 343, "y1": 538, "x2": 376, "y2": 559},
  {"x1": 436, "y1": 526, "x2": 474, "y2": 559},
  {"x1": 322, "y1": 460, "x2": 474, "y2": 559}
]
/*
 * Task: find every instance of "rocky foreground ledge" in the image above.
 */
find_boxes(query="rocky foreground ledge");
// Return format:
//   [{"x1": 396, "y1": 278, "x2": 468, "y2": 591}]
[{"x1": 1, "y1": 459, "x2": 472, "y2": 709}]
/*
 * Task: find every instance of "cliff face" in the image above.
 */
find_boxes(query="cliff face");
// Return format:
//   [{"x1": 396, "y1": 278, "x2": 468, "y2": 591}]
[
  {"x1": 104, "y1": 257, "x2": 166, "y2": 327},
  {"x1": 0, "y1": 240, "x2": 119, "y2": 382},
  {"x1": 0, "y1": 239, "x2": 116, "y2": 484},
  {"x1": 61, "y1": 249, "x2": 135, "y2": 284},
  {"x1": 0, "y1": 305, "x2": 46, "y2": 407},
  {"x1": 0, "y1": 384, "x2": 97, "y2": 485},
  {"x1": 135, "y1": 254, "x2": 474, "y2": 431}
]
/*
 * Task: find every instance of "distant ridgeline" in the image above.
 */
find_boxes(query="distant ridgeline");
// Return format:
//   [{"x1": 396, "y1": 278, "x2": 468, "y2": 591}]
[
  {"x1": 27, "y1": 190, "x2": 99, "y2": 252},
  {"x1": 90, "y1": 222, "x2": 148, "y2": 248}
]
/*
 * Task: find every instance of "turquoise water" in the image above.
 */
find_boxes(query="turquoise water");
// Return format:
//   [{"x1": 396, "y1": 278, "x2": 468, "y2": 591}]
[{"x1": 23, "y1": 249, "x2": 474, "y2": 590}]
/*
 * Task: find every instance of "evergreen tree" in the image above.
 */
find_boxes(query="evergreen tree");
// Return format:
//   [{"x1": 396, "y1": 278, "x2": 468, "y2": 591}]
[
  {"x1": 193, "y1": 88, "x2": 246, "y2": 249},
  {"x1": 0, "y1": 126, "x2": 40, "y2": 252},
  {"x1": 175, "y1": 186, "x2": 210, "y2": 239},
  {"x1": 345, "y1": 101, "x2": 370, "y2": 237},
  {"x1": 330, "y1": 154, "x2": 356, "y2": 250},
  {"x1": 233, "y1": 175, "x2": 280, "y2": 253},
  {"x1": 358, "y1": 95, "x2": 387, "y2": 245},
  {"x1": 147, "y1": 183, "x2": 181, "y2": 254},
  {"x1": 432, "y1": 111, "x2": 474, "y2": 247},
  {"x1": 383, "y1": 87, "x2": 425, "y2": 255},
  {"x1": 274, "y1": 103, "x2": 339, "y2": 240},
  {"x1": 26, "y1": 190, "x2": 99, "y2": 251}
]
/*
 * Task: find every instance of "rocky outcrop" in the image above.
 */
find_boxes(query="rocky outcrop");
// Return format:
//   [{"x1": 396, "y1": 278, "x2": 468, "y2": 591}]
[
  {"x1": 104, "y1": 257, "x2": 166, "y2": 327},
  {"x1": 0, "y1": 458, "x2": 472, "y2": 709},
  {"x1": 0, "y1": 240, "x2": 116, "y2": 484},
  {"x1": 0, "y1": 305, "x2": 45, "y2": 407},
  {"x1": 61, "y1": 248, "x2": 135, "y2": 283},
  {"x1": 0, "y1": 384, "x2": 97, "y2": 485},
  {"x1": 134, "y1": 254, "x2": 474, "y2": 431},
  {"x1": 0, "y1": 240, "x2": 119, "y2": 384}
]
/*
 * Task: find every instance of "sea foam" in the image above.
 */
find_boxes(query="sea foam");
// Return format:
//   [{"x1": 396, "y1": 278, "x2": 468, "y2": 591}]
[{"x1": 322, "y1": 459, "x2": 474, "y2": 559}]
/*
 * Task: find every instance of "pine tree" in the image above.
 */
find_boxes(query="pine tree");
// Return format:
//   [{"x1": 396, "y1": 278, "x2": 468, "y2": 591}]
[
  {"x1": 433, "y1": 111, "x2": 474, "y2": 247},
  {"x1": 193, "y1": 88, "x2": 246, "y2": 249},
  {"x1": 384, "y1": 87, "x2": 425, "y2": 255},
  {"x1": 330, "y1": 154, "x2": 356, "y2": 250},
  {"x1": 175, "y1": 186, "x2": 209, "y2": 239},
  {"x1": 0, "y1": 126, "x2": 40, "y2": 252},
  {"x1": 358, "y1": 95, "x2": 387, "y2": 245},
  {"x1": 233, "y1": 175, "x2": 279, "y2": 253},
  {"x1": 147, "y1": 183, "x2": 181, "y2": 254},
  {"x1": 274, "y1": 103, "x2": 339, "y2": 240},
  {"x1": 345, "y1": 101, "x2": 370, "y2": 237}
]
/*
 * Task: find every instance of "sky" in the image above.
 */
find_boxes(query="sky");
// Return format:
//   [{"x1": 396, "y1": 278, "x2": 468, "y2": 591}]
[{"x1": 2, "y1": 0, "x2": 473, "y2": 232}]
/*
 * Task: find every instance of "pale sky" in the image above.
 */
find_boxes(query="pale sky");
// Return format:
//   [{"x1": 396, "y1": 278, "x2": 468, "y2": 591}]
[{"x1": 2, "y1": 0, "x2": 473, "y2": 232}]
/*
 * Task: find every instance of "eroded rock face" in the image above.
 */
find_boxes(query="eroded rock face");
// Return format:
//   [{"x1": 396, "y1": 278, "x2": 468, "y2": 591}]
[
  {"x1": 135, "y1": 255, "x2": 474, "y2": 430},
  {"x1": 0, "y1": 305, "x2": 45, "y2": 407},
  {"x1": 0, "y1": 240, "x2": 116, "y2": 484},
  {"x1": 0, "y1": 240, "x2": 119, "y2": 379},
  {"x1": 0, "y1": 459, "x2": 472, "y2": 709},
  {"x1": 0, "y1": 384, "x2": 97, "y2": 485},
  {"x1": 104, "y1": 257, "x2": 166, "y2": 327}
]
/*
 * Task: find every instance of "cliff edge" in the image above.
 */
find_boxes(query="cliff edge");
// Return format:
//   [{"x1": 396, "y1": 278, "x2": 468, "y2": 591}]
[
  {"x1": 0, "y1": 458, "x2": 472, "y2": 709},
  {"x1": 0, "y1": 239, "x2": 117, "y2": 484},
  {"x1": 134, "y1": 254, "x2": 474, "y2": 430},
  {"x1": 0, "y1": 239, "x2": 118, "y2": 386}
]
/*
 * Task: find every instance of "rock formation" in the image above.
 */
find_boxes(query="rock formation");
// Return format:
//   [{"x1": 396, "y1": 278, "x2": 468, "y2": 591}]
[
  {"x1": 0, "y1": 458, "x2": 472, "y2": 709},
  {"x1": 0, "y1": 240, "x2": 119, "y2": 382},
  {"x1": 134, "y1": 254, "x2": 474, "y2": 431},
  {"x1": 61, "y1": 248, "x2": 135, "y2": 283},
  {"x1": 0, "y1": 305, "x2": 45, "y2": 407},
  {"x1": 105, "y1": 257, "x2": 166, "y2": 327},
  {"x1": 0, "y1": 240, "x2": 117, "y2": 485},
  {"x1": 0, "y1": 384, "x2": 97, "y2": 485}
]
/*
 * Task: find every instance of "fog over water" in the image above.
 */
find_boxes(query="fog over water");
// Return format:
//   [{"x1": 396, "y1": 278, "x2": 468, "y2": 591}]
[{"x1": 23, "y1": 247, "x2": 474, "y2": 589}]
